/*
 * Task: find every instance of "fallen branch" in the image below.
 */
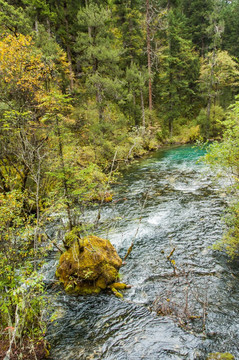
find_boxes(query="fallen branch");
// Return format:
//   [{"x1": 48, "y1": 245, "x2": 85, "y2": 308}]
[{"x1": 167, "y1": 247, "x2": 175, "y2": 260}]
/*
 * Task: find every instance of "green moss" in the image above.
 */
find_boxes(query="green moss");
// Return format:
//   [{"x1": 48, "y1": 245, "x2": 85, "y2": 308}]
[
  {"x1": 207, "y1": 353, "x2": 235, "y2": 360},
  {"x1": 108, "y1": 282, "x2": 131, "y2": 297},
  {"x1": 74, "y1": 282, "x2": 101, "y2": 295},
  {"x1": 101, "y1": 263, "x2": 118, "y2": 283},
  {"x1": 65, "y1": 283, "x2": 74, "y2": 293},
  {"x1": 109, "y1": 282, "x2": 128, "y2": 290},
  {"x1": 56, "y1": 235, "x2": 123, "y2": 295},
  {"x1": 110, "y1": 287, "x2": 123, "y2": 298},
  {"x1": 96, "y1": 277, "x2": 107, "y2": 289},
  {"x1": 64, "y1": 227, "x2": 82, "y2": 248}
]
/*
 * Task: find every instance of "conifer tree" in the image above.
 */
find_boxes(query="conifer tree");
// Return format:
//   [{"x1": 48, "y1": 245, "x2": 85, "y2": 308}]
[
  {"x1": 76, "y1": 2, "x2": 124, "y2": 120},
  {"x1": 113, "y1": 0, "x2": 144, "y2": 67},
  {"x1": 181, "y1": 0, "x2": 214, "y2": 55},
  {"x1": 221, "y1": 0, "x2": 239, "y2": 57},
  {"x1": 156, "y1": 6, "x2": 200, "y2": 135}
]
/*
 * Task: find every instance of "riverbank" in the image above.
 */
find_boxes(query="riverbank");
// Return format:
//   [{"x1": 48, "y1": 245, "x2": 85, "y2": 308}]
[{"x1": 0, "y1": 338, "x2": 48, "y2": 360}]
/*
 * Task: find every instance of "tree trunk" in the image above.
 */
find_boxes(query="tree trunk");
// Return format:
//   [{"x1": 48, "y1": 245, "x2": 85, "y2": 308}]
[
  {"x1": 0, "y1": 167, "x2": 10, "y2": 193},
  {"x1": 146, "y1": 0, "x2": 152, "y2": 111},
  {"x1": 140, "y1": 89, "x2": 146, "y2": 131},
  {"x1": 96, "y1": 87, "x2": 104, "y2": 123},
  {"x1": 85, "y1": 0, "x2": 92, "y2": 38},
  {"x1": 33, "y1": 147, "x2": 41, "y2": 270},
  {"x1": 35, "y1": 16, "x2": 39, "y2": 35},
  {"x1": 167, "y1": 5, "x2": 173, "y2": 137},
  {"x1": 46, "y1": 18, "x2": 51, "y2": 37},
  {"x1": 66, "y1": 45, "x2": 74, "y2": 92},
  {"x1": 56, "y1": 116, "x2": 73, "y2": 230},
  {"x1": 63, "y1": 2, "x2": 74, "y2": 91},
  {"x1": 206, "y1": 48, "x2": 216, "y2": 138}
]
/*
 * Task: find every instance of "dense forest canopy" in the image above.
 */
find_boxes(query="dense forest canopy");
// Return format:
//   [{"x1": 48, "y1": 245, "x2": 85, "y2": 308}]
[{"x1": 0, "y1": 0, "x2": 239, "y2": 358}]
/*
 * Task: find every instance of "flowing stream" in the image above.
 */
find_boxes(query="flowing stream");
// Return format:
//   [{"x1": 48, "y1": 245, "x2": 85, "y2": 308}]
[{"x1": 44, "y1": 145, "x2": 239, "y2": 360}]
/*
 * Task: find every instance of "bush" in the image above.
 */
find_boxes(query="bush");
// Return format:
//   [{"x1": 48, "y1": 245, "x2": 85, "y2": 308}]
[{"x1": 204, "y1": 97, "x2": 239, "y2": 258}]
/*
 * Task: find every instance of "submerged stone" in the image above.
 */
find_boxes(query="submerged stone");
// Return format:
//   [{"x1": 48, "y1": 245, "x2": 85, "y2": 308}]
[{"x1": 56, "y1": 235, "x2": 123, "y2": 295}]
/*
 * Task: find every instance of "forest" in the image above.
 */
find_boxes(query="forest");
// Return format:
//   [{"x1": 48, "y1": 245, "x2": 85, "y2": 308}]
[{"x1": 0, "y1": 0, "x2": 239, "y2": 359}]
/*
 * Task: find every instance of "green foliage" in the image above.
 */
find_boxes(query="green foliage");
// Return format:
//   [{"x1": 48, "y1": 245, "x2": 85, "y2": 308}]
[
  {"x1": 181, "y1": 0, "x2": 214, "y2": 53},
  {"x1": 64, "y1": 227, "x2": 81, "y2": 248},
  {"x1": 221, "y1": 0, "x2": 239, "y2": 57},
  {"x1": 199, "y1": 50, "x2": 239, "y2": 107},
  {"x1": 112, "y1": 0, "x2": 144, "y2": 66},
  {"x1": 75, "y1": 2, "x2": 124, "y2": 112},
  {"x1": 1, "y1": 0, "x2": 239, "y2": 354},
  {"x1": 156, "y1": 7, "x2": 200, "y2": 134},
  {"x1": 170, "y1": 124, "x2": 201, "y2": 144},
  {"x1": 125, "y1": 62, "x2": 148, "y2": 126},
  {"x1": 212, "y1": 202, "x2": 239, "y2": 259},
  {"x1": 0, "y1": 0, "x2": 32, "y2": 35},
  {"x1": 205, "y1": 101, "x2": 239, "y2": 173},
  {"x1": 196, "y1": 105, "x2": 226, "y2": 138},
  {"x1": 22, "y1": 0, "x2": 55, "y2": 25},
  {"x1": 0, "y1": 268, "x2": 46, "y2": 341},
  {"x1": 0, "y1": 190, "x2": 48, "y2": 354},
  {"x1": 205, "y1": 97, "x2": 239, "y2": 258}
]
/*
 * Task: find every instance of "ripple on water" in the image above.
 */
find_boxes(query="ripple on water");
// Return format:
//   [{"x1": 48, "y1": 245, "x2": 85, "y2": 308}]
[{"x1": 46, "y1": 145, "x2": 239, "y2": 360}]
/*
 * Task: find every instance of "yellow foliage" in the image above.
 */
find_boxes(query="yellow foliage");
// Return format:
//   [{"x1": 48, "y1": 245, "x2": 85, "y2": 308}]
[
  {"x1": 0, "y1": 33, "x2": 70, "y2": 103},
  {"x1": 0, "y1": 34, "x2": 48, "y2": 98}
]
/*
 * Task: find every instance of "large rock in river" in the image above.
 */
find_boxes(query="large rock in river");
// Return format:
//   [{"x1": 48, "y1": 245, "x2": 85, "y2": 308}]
[{"x1": 56, "y1": 235, "x2": 122, "y2": 295}]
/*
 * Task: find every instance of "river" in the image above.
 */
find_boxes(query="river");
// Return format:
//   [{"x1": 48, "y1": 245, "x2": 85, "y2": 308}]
[{"x1": 44, "y1": 145, "x2": 239, "y2": 360}]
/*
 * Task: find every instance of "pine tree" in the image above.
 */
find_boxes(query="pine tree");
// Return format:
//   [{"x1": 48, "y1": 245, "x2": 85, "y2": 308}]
[
  {"x1": 0, "y1": 0, "x2": 31, "y2": 35},
  {"x1": 221, "y1": 0, "x2": 239, "y2": 57},
  {"x1": 113, "y1": 0, "x2": 144, "y2": 67},
  {"x1": 181, "y1": 0, "x2": 214, "y2": 55},
  {"x1": 156, "y1": 7, "x2": 200, "y2": 135},
  {"x1": 75, "y1": 2, "x2": 124, "y2": 120}
]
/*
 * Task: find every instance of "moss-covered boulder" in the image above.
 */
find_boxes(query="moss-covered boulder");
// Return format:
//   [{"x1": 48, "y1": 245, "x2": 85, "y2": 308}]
[{"x1": 56, "y1": 235, "x2": 123, "y2": 295}]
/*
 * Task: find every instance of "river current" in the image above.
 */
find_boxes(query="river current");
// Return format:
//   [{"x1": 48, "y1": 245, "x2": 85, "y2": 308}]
[{"x1": 44, "y1": 145, "x2": 239, "y2": 360}]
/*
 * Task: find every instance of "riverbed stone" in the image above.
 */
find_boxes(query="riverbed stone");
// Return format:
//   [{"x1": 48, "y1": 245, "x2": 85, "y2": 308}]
[{"x1": 56, "y1": 235, "x2": 122, "y2": 295}]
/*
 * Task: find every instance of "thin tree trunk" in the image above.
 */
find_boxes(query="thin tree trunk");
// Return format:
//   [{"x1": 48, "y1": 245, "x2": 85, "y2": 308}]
[
  {"x1": 21, "y1": 165, "x2": 30, "y2": 193},
  {"x1": 46, "y1": 18, "x2": 51, "y2": 37},
  {"x1": 168, "y1": 71, "x2": 173, "y2": 137},
  {"x1": 63, "y1": 2, "x2": 74, "y2": 91},
  {"x1": 35, "y1": 16, "x2": 39, "y2": 35},
  {"x1": 66, "y1": 45, "x2": 74, "y2": 92},
  {"x1": 140, "y1": 89, "x2": 146, "y2": 131},
  {"x1": 96, "y1": 88, "x2": 103, "y2": 123},
  {"x1": 3, "y1": 305, "x2": 19, "y2": 360},
  {"x1": 56, "y1": 116, "x2": 73, "y2": 231},
  {"x1": 0, "y1": 167, "x2": 10, "y2": 193},
  {"x1": 146, "y1": 0, "x2": 152, "y2": 111},
  {"x1": 206, "y1": 47, "x2": 216, "y2": 138},
  {"x1": 167, "y1": 5, "x2": 173, "y2": 137},
  {"x1": 33, "y1": 148, "x2": 41, "y2": 270},
  {"x1": 85, "y1": 0, "x2": 92, "y2": 38}
]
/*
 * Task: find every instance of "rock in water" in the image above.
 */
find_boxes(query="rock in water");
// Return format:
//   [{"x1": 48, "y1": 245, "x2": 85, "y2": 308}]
[{"x1": 56, "y1": 235, "x2": 122, "y2": 295}]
